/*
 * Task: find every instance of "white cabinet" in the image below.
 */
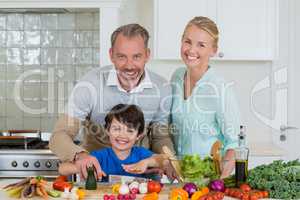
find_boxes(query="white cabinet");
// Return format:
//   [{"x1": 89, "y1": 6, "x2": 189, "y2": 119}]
[
  {"x1": 152, "y1": 0, "x2": 216, "y2": 59},
  {"x1": 149, "y1": 0, "x2": 278, "y2": 60},
  {"x1": 216, "y1": 0, "x2": 277, "y2": 60}
]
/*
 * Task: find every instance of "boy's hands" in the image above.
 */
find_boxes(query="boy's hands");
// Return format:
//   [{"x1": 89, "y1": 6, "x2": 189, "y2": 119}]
[
  {"x1": 122, "y1": 160, "x2": 149, "y2": 174},
  {"x1": 74, "y1": 152, "x2": 106, "y2": 180}
]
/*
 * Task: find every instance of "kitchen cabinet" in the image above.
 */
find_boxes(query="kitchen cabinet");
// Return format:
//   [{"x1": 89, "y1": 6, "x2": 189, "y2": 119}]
[
  {"x1": 152, "y1": 0, "x2": 216, "y2": 60},
  {"x1": 148, "y1": 0, "x2": 278, "y2": 60}
]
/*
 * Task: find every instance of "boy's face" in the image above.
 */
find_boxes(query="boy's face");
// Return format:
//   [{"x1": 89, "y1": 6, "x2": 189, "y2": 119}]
[{"x1": 107, "y1": 118, "x2": 142, "y2": 152}]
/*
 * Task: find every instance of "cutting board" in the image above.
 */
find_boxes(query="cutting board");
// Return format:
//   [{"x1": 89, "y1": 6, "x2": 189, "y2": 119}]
[{"x1": 83, "y1": 183, "x2": 181, "y2": 199}]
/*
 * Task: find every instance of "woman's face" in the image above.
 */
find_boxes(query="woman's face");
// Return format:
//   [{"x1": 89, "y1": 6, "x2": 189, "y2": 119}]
[
  {"x1": 181, "y1": 25, "x2": 217, "y2": 69},
  {"x1": 107, "y1": 118, "x2": 141, "y2": 152}
]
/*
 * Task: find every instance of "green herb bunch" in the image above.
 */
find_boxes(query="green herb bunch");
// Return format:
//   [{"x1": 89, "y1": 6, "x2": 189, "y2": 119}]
[{"x1": 247, "y1": 159, "x2": 300, "y2": 199}]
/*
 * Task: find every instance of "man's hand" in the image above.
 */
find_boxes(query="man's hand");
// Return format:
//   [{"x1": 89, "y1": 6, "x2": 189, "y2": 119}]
[{"x1": 74, "y1": 152, "x2": 106, "y2": 180}]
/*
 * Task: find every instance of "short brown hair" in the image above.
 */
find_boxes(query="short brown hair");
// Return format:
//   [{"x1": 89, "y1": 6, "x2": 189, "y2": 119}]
[
  {"x1": 184, "y1": 16, "x2": 219, "y2": 48},
  {"x1": 110, "y1": 23, "x2": 150, "y2": 48},
  {"x1": 104, "y1": 104, "x2": 145, "y2": 135}
]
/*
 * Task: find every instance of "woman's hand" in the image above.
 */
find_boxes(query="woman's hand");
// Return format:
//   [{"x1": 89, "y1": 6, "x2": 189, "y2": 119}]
[
  {"x1": 220, "y1": 149, "x2": 235, "y2": 179},
  {"x1": 74, "y1": 152, "x2": 106, "y2": 180}
]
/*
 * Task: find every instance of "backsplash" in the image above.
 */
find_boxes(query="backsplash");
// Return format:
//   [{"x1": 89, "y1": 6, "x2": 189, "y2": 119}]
[{"x1": 0, "y1": 11, "x2": 100, "y2": 131}]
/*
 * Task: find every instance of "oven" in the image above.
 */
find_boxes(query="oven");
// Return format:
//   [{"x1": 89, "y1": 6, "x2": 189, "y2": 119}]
[{"x1": 0, "y1": 130, "x2": 60, "y2": 179}]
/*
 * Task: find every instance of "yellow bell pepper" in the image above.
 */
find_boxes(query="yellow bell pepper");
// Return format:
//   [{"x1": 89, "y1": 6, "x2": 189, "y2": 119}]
[
  {"x1": 143, "y1": 192, "x2": 158, "y2": 200},
  {"x1": 169, "y1": 188, "x2": 188, "y2": 200},
  {"x1": 191, "y1": 191, "x2": 203, "y2": 200},
  {"x1": 76, "y1": 189, "x2": 85, "y2": 199},
  {"x1": 112, "y1": 184, "x2": 121, "y2": 194}
]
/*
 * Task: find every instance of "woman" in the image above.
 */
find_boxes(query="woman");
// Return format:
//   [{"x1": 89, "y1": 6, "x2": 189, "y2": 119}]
[{"x1": 171, "y1": 16, "x2": 241, "y2": 178}]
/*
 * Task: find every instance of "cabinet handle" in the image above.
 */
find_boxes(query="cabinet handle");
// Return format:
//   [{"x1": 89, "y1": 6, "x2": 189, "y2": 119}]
[{"x1": 218, "y1": 52, "x2": 224, "y2": 58}]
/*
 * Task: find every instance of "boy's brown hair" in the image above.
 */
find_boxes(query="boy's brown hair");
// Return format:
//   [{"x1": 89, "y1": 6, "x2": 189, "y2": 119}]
[{"x1": 104, "y1": 104, "x2": 145, "y2": 135}]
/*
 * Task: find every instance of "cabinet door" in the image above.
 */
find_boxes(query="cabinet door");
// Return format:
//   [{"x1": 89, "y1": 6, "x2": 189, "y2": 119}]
[
  {"x1": 153, "y1": 0, "x2": 216, "y2": 59},
  {"x1": 216, "y1": 0, "x2": 277, "y2": 60}
]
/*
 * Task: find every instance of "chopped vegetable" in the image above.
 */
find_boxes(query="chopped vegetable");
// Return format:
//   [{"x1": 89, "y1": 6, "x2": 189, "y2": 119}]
[
  {"x1": 47, "y1": 189, "x2": 61, "y2": 198},
  {"x1": 112, "y1": 184, "x2": 120, "y2": 194},
  {"x1": 247, "y1": 159, "x2": 300, "y2": 199},
  {"x1": 119, "y1": 183, "x2": 130, "y2": 195},
  {"x1": 139, "y1": 182, "x2": 148, "y2": 194},
  {"x1": 182, "y1": 182, "x2": 197, "y2": 197}
]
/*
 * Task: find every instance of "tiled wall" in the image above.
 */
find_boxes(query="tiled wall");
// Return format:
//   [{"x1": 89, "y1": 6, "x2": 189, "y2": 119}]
[{"x1": 0, "y1": 11, "x2": 100, "y2": 132}]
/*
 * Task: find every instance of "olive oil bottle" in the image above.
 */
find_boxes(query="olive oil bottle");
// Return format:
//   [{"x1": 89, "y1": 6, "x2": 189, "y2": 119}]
[
  {"x1": 235, "y1": 125, "x2": 249, "y2": 187},
  {"x1": 85, "y1": 166, "x2": 97, "y2": 190}
]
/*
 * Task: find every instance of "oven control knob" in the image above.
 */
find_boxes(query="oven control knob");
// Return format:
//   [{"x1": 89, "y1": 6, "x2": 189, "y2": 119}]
[
  {"x1": 34, "y1": 161, "x2": 40, "y2": 168},
  {"x1": 45, "y1": 161, "x2": 52, "y2": 168},
  {"x1": 11, "y1": 161, "x2": 18, "y2": 167},
  {"x1": 23, "y1": 161, "x2": 29, "y2": 168}
]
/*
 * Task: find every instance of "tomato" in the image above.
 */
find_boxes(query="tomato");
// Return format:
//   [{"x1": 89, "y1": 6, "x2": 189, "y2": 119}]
[
  {"x1": 242, "y1": 193, "x2": 249, "y2": 200},
  {"x1": 249, "y1": 194, "x2": 258, "y2": 200},
  {"x1": 52, "y1": 181, "x2": 72, "y2": 192},
  {"x1": 147, "y1": 181, "x2": 161, "y2": 193},
  {"x1": 55, "y1": 175, "x2": 68, "y2": 182},
  {"x1": 262, "y1": 190, "x2": 269, "y2": 198},
  {"x1": 206, "y1": 196, "x2": 213, "y2": 200},
  {"x1": 240, "y1": 183, "x2": 251, "y2": 192}
]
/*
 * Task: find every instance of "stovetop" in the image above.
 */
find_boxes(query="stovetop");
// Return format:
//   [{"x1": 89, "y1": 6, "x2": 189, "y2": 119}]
[{"x1": 0, "y1": 140, "x2": 49, "y2": 150}]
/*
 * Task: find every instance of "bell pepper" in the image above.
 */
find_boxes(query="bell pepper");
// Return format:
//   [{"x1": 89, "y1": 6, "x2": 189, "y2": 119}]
[
  {"x1": 143, "y1": 192, "x2": 158, "y2": 200},
  {"x1": 170, "y1": 188, "x2": 189, "y2": 200},
  {"x1": 76, "y1": 189, "x2": 85, "y2": 199},
  {"x1": 191, "y1": 191, "x2": 204, "y2": 200},
  {"x1": 112, "y1": 184, "x2": 121, "y2": 194},
  {"x1": 200, "y1": 187, "x2": 209, "y2": 195}
]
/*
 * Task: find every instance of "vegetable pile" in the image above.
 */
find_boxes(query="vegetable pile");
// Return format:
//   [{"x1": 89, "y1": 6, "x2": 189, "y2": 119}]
[
  {"x1": 2, "y1": 176, "x2": 58, "y2": 199},
  {"x1": 247, "y1": 159, "x2": 300, "y2": 199},
  {"x1": 180, "y1": 155, "x2": 218, "y2": 187}
]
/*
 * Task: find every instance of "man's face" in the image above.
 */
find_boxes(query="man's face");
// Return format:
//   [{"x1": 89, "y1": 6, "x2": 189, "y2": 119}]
[{"x1": 109, "y1": 34, "x2": 150, "y2": 91}]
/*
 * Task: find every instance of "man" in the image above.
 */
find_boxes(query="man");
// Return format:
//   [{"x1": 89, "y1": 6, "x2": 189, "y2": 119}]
[{"x1": 49, "y1": 24, "x2": 175, "y2": 180}]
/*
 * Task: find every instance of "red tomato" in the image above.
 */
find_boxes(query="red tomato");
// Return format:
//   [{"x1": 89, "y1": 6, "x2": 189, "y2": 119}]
[
  {"x1": 262, "y1": 191, "x2": 269, "y2": 198},
  {"x1": 206, "y1": 196, "x2": 213, "y2": 200},
  {"x1": 52, "y1": 181, "x2": 72, "y2": 192},
  {"x1": 55, "y1": 175, "x2": 68, "y2": 182},
  {"x1": 240, "y1": 184, "x2": 251, "y2": 192},
  {"x1": 147, "y1": 181, "x2": 161, "y2": 193},
  {"x1": 250, "y1": 194, "x2": 258, "y2": 200}
]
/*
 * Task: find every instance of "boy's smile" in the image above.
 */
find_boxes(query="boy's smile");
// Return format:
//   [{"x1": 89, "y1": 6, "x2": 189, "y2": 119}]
[{"x1": 108, "y1": 118, "x2": 141, "y2": 160}]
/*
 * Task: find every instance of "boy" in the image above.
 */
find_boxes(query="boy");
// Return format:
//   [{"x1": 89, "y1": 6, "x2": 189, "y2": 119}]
[{"x1": 58, "y1": 104, "x2": 168, "y2": 181}]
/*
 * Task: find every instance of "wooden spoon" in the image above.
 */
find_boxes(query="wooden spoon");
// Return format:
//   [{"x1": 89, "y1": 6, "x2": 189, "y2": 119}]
[
  {"x1": 162, "y1": 146, "x2": 184, "y2": 182},
  {"x1": 210, "y1": 140, "x2": 222, "y2": 176}
]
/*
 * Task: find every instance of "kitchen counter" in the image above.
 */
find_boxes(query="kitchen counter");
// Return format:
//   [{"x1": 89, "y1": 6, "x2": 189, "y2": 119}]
[
  {"x1": 249, "y1": 142, "x2": 284, "y2": 156},
  {"x1": 0, "y1": 179, "x2": 275, "y2": 200}
]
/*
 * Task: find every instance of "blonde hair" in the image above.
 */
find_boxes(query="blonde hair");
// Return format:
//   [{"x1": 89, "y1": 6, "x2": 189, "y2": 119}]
[
  {"x1": 183, "y1": 16, "x2": 219, "y2": 48},
  {"x1": 111, "y1": 23, "x2": 149, "y2": 48}
]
